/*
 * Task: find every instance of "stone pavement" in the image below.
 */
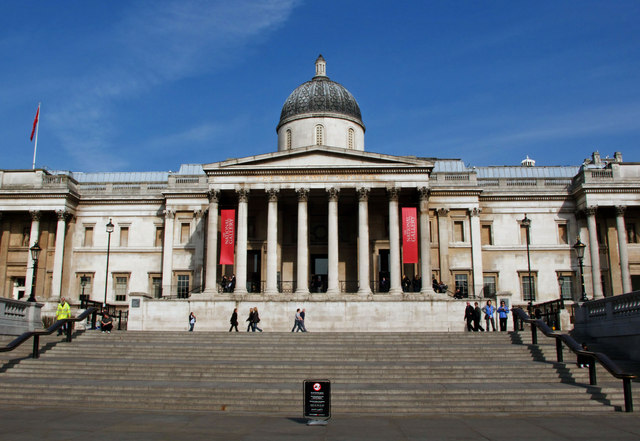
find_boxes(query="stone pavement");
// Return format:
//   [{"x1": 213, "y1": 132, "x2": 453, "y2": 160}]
[{"x1": 1, "y1": 406, "x2": 640, "y2": 441}]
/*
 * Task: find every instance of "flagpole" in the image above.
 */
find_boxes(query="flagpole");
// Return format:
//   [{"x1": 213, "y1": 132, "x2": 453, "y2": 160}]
[{"x1": 32, "y1": 103, "x2": 40, "y2": 170}]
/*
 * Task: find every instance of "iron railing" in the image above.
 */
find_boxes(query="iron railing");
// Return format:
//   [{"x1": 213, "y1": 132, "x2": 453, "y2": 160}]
[
  {"x1": 79, "y1": 299, "x2": 128, "y2": 330},
  {"x1": 512, "y1": 307, "x2": 637, "y2": 412}
]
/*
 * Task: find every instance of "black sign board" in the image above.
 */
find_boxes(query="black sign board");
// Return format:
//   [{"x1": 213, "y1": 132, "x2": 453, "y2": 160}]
[{"x1": 303, "y1": 380, "x2": 331, "y2": 420}]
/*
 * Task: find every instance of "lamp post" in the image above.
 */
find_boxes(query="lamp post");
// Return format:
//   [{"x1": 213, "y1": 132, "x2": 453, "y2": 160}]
[
  {"x1": 80, "y1": 276, "x2": 88, "y2": 302},
  {"x1": 104, "y1": 219, "x2": 114, "y2": 307},
  {"x1": 574, "y1": 237, "x2": 587, "y2": 302},
  {"x1": 28, "y1": 242, "x2": 41, "y2": 302},
  {"x1": 521, "y1": 214, "x2": 533, "y2": 311}
]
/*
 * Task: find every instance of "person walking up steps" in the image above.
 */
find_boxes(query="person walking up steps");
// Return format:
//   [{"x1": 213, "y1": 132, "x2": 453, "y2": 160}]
[
  {"x1": 291, "y1": 308, "x2": 302, "y2": 332},
  {"x1": 229, "y1": 308, "x2": 239, "y2": 332},
  {"x1": 246, "y1": 308, "x2": 255, "y2": 332},
  {"x1": 188, "y1": 312, "x2": 196, "y2": 332},
  {"x1": 252, "y1": 307, "x2": 263, "y2": 332}
]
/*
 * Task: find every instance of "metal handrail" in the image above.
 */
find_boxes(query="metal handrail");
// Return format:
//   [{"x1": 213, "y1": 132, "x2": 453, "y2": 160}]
[
  {"x1": 0, "y1": 307, "x2": 99, "y2": 359},
  {"x1": 512, "y1": 307, "x2": 637, "y2": 412}
]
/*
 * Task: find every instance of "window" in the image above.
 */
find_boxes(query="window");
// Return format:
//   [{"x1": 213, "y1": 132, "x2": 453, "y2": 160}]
[
  {"x1": 454, "y1": 273, "x2": 469, "y2": 298},
  {"x1": 483, "y1": 274, "x2": 497, "y2": 297},
  {"x1": 521, "y1": 273, "x2": 536, "y2": 302},
  {"x1": 78, "y1": 274, "x2": 93, "y2": 301},
  {"x1": 114, "y1": 276, "x2": 128, "y2": 302},
  {"x1": 84, "y1": 226, "x2": 94, "y2": 247},
  {"x1": 558, "y1": 223, "x2": 568, "y2": 245},
  {"x1": 558, "y1": 273, "x2": 574, "y2": 300},
  {"x1": 627, "y1": 223, "x2": 638, "y2": 244},
  {"x1": 315, "y1": 125, "x2": 324, "y2": 145},
  {"x1": 150, "y1": 275, "x2": 162, "y2": 298},
  {"x1": 119, "y1": 226, "x2": 129, "y2": 247},
  {"x1": 286, "y1": 129, "x2": 292, "y2": 149},
  {"x1": 520, "y1": 225, "x2": 529, "y2": 245},
  {"x1": 481, "y1": 224, "x2": 492, "y2": 245},
  {"x1": 180, "y1": 223, "x2": 190, "y2": 244},
  {"x1": 155, "y1": 227, "x2": 164, "y2": 247},
  {"x1": 453, "y1": 221, "x2": 465, "y2": 242},
  {"x1": 348, "y1": 128, "x2": 354, "y2": 149},
  {"x1": 177, "y1": 274, "x2": 190, "y2": 299}
]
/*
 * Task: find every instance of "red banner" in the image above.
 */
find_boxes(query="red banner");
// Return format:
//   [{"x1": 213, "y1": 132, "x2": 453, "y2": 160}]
[
  {"x1": 402, "y1": 207, "x2": 418, "y2": 264},
  {"x1": 219, "y1": 209, "x2": 236, "y2": 265}
]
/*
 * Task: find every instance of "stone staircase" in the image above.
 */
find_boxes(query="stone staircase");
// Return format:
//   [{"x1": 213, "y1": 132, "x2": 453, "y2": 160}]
[{"x1": 0, "y1": 331, "x2": 632, "y2": 414}]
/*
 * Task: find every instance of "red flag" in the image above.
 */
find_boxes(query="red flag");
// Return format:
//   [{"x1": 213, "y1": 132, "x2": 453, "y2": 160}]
[
  {"x1": 30, "y1": 105, "x2": 40, "y2": 141},
  {"x1": 402, "y1": 207, "x2": 419, "y2": 263},
  {"x1": 219, "y1": 209, "x2": 236, "y2": 265}
]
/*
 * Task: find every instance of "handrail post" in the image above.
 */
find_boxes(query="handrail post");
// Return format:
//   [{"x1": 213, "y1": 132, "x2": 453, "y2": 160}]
[
  {"x1": 65, "y1": 320, "x2": 72, "y2": 342},
  {"x1": 118, "y1": 310, "x2": 122, "y2": 331},
  {"x1": 513, "y1": 313, "x2": 518, "y2": 332},
  {"x1": 556, "y1": 338, "x2": 563, "y2": 362},
  {"x1": 589, "y1": 359, "x2": 597, "y2": 385},
  {"x1": 531, "y1": 322, "x2": 537, "y2": 345},
  {"x1": 32, "y1": 334, "x2": 40, "y2": 359},
  {"x1": 91, "y1": 311, "x2": 97, "y2": 330},
  {"x1": 623, "y1": 378, "x2": 633, "y2": 412}
]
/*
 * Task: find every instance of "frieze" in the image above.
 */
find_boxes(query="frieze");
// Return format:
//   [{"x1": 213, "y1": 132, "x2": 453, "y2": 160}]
[{"x1": 206, "y1": 168, "x2": 432, "y2": 177}]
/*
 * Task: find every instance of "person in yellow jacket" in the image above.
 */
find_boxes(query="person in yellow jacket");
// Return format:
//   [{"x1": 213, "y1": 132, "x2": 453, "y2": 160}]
[{"x1": 56, "y1": 297, "x2": 71, "y2": 336}]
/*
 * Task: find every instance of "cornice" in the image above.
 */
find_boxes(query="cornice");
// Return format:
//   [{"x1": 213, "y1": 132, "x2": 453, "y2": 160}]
[
  {"x1": 206, "y1": 167, "x2": 432, "y2": 176},
  {"x1": 77, "y1": 199, "x2": 163, "y2": 205},
  {"x1": 430, "y1": 190, "x2": 482, "y2": 197}
]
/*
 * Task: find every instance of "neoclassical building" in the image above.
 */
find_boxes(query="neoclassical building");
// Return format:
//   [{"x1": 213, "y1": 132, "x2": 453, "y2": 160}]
[{"x1": 1, "y1": 56, "x2": 639, "y2": 325}]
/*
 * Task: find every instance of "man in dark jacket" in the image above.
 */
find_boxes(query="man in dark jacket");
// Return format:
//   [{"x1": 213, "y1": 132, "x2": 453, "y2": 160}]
[
  {"x1": 464, "y1": 302, "x2": 475, "y2": 331},
  {"x1": 473, "y1": 302, "x2": 485, "y2": 332}
]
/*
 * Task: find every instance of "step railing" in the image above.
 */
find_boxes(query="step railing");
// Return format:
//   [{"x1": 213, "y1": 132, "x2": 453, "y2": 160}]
[
  {"x1": 0, "y1": 307, "x2": 99, "y2": 360},
  {"x1": 512, "y1": 307, "x2": 637, "y2": 412}
]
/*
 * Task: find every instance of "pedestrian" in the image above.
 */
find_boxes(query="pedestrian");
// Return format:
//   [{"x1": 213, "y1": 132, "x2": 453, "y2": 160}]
[
  {"x1": 221, "y1": 275, "x2": 228, "y2": 292},
  {"x1": 252, "y1": 307, "x2": 263, "y2": 332},
  {"x1": 229, "y1": 308, "x2": 239, "y2": 332},
  {"x1": 188, "y1": 312, "x2": 196, "y2": 331},
  {"x1": 402, "y1": 275, "x2": 412, "y2": 292},
  {"x1": 246, "y1": 307, "x2": 254, "y2": 332},
  {"x1": 291, "y1": 308, "x2": 302, "y2": 332},
  {"x1": 412, "y1": 275, "x2": 422, "y2": 293},
  {"x1": 473, "y1": 302, "x2": 484, "y2": 332},
  {"x1": 229, "y1": 274, "x2": 236, "y2": 292},
  {"x1": 577, "y1": 343, "x2": 591, "y2": 368},
  {"x1": 482, "y1": 300, "x2": 496, "y2": 332},
  {"x1": 100, "y1": 311, "x2": 113, "y2": 334},
  {"x1": 299, "y1": 308, "x2": 307, "y2": 332},
  {"x1": 56, "y1": 297, "x2": 71, "y2": 336},
  {"x1": 497, "y1": 300, "x2": 510, "y2": 331},
  {"x1": 464, "y1": 302, "x2": 475, "y2": 332}
]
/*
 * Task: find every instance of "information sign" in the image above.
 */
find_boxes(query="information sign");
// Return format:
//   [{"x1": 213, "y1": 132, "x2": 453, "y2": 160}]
[{"x1": 303, "y1": 379, "x2": 331, "y2": 421}]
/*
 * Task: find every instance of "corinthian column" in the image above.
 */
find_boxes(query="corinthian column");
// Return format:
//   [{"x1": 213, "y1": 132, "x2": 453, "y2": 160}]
[
  {"x1": 469, "y1": 207, "x2": 483, "y2": 298},
  {"x1": 436, "y1": 208, "x2": 450, "y2": 289},
  {"x1": 265, "y1": 189, "x2": 279, "y2": 294},
  {"x1": 51, "y1": 210, "x2": 69, "y2": 299},
  {"x1": 585, "y1": 207, "x2": 603, "y2": 299},
  {"x1": 419, "y1": 187, "x2": 434, "y2": 294},
  {"x1": 388, "y1": 187, "x2": 402, "y2": 294},
  {"x1": 357, "y1": 188, "x2": 372, "y2": 295},
  {"x1": 326, "y1": 187, "x2": 340, "y2": 294},
  {"x1": 235, "y1": 188, "x2": 249, "y2": 295},
  {"x1": 615, "y1": 206, "x2": 632, "y2": 293},
  {"x1": 24, "y1": 210, "x2": 41, "y2": 300},
  {"x1": 161, "y1": 209, "x2": 175, "y2": 297},
  {"x1": 204, "y1": 190, "x2": 219, "y2": 295},
  {"x1": 296, "y1": 188, "x2": 309, "y2": 294}
]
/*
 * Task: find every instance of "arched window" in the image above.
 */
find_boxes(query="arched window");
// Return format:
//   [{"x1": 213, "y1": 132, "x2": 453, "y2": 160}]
[
  {"x1": 286, "y1": 129, "x2": 292, "y2": 149},
  {"x1": 348, "y1": 128, "x2": 354, "y2": 149},
  {"x1": 315, "y1": 125, "x2": 324, "y2": 145}
]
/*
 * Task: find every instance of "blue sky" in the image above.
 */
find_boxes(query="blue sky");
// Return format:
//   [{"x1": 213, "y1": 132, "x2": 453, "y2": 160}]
[{"x1": 1, "y1": 1, "x2": 639, "y2": 172}]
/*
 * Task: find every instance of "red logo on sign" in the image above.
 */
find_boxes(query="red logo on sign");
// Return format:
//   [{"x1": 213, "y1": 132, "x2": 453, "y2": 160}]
[{"x1": 313, "y1": 383, "x2": 321, "y2": 391}]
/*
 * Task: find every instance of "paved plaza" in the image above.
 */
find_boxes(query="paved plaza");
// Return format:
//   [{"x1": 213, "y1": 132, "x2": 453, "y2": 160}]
[{"x1": 1, "y1": 406, "x2": 639, "y2": 441}]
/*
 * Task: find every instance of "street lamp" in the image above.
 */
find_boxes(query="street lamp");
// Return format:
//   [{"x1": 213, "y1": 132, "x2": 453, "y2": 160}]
[
  {"x1": 104, "y1": 219, "x2": 114, "y2": 307},
  {"x1": 28, "y1": 241, "x2": 41, "y2": 302},
  {"x1": 80, "y1": 276, "x2": 88, "y2": 302},
  {"x1": 573, "y1": 237, "x2": 587, "y2": 302},
  {"x1": 521, "y1": 214, "x2": 533, "y2": 311}
]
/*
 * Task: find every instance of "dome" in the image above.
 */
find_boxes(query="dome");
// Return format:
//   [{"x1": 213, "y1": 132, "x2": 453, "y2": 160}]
[{"x1": 277, "y1": 55, "x2": 364, "y2": 131}]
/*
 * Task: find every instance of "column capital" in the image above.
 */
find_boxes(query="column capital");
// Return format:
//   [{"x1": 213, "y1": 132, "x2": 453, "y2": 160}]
[
  {"x1": 436, "y1": 207, "x2": 449, "y2": 217},
  {"x1": 418, "y1": 187, "x2": 429, "y2": 201},
  {"x1": 237, "y1": 188, "x2": 249, "y2": 202},
  {"x1": 267, "y1": 188, "x2": 279, "y2": 202},
  {"x1": 194, "y1": 209, "x2": 204, "y2": 219},
  {"x1": 29, "y1": 210, "x2": 41, "y2": 221},
  {"x1": 469, "y1": 207, "x2": 481, "y2": 217},
  {"x1": 207, "y1": 189, "x2": 220, "y2": 203},
  {"x1": 164, "y1": 209, "x2": 175, "y2": 220},
  {"x1": 297, "y1": 188, "x2": 309, "y2": 201},
  {"x1": 615, "y1": 205, "x2": 626, "y2": 216},
  {"x1": 358, "y1": 187, "x2": 370, "y2": 201},
  {"x1": 585, "y1": 206, "x2": 597, "y2": 217},
  {"x1": 327, "y1": 187, "x2": 340, "y2": 201},
  {"x1": 387, "y1": 187, "x2": 399, "y2": 201},
  {"x1": 56, "y1": 210, "x2": 70, "y2": 221}
]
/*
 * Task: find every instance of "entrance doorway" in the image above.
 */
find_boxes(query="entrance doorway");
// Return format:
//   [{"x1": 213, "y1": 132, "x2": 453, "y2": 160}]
[
  {"x1": 378, "y1": 249, "x2": 389, "y2": 292},
  {"x1": 247, "y1": 250, "x2": 261, "y2": 293},
  {"x1": 311, "y1": 254, "x2": 327, "y2": 293}
]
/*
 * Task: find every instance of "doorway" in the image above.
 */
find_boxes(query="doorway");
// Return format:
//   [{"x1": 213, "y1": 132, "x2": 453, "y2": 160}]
[
  {"x1": 311, "y1": 254, "x2": 328, "y2": 293},
  {"x1": 247, "y1": 250, "x2": 261, "y2": 293}
]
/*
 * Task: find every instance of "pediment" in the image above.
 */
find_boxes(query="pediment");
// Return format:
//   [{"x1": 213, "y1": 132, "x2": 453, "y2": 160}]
[{"x1": 203, "y1": 146, "x2": 433, "y2": 172}]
